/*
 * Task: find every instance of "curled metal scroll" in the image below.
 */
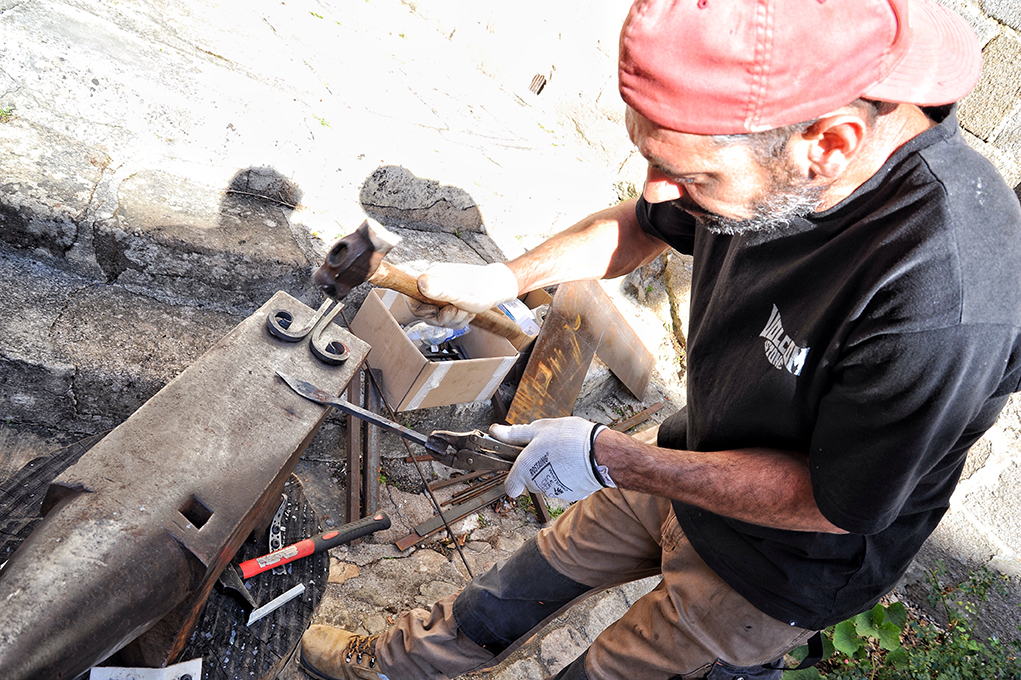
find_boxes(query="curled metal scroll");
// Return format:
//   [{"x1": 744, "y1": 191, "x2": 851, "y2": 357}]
[
  {"x1": 266, "y1": 299, "x2": 334, "y2": 342},
  {"x1": 267, "y1": 298, "x2": 349, "y2": 365},
  {"x1": 309, "y1": 302, "x2": 349, "y2": 365}
]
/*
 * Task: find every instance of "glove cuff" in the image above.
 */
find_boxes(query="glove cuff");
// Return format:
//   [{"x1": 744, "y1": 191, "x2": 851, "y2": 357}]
[
  {"x1": 483, "y1": 263, "x2": 521, "y2": 308},
  {"x1": 587, "y1": 424, "x2": 615, "y2": 488}
]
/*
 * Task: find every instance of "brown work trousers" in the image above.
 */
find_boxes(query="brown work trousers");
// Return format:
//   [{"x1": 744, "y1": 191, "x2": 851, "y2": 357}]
[{"x1": 375, "y1": 487, "x2": 815, "y2": 680}]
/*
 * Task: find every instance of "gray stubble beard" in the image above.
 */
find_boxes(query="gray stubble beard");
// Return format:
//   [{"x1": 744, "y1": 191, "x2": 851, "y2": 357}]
[{"x1": 697, "y1": 160, "x2": 827, "y2": 236}]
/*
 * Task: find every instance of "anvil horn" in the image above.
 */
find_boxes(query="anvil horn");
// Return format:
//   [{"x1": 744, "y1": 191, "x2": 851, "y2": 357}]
[{"x1": 0, "y1": 489, "x2": 201, "y2": 679}]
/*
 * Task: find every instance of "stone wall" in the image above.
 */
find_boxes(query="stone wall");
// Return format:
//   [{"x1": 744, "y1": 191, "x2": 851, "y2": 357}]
[
  {"x1": 409, "y1": 0, "x2": 1021, "y2": 202},
  {"x1": 945, "y1": 0, "x2": 1021, "y2": 198}
]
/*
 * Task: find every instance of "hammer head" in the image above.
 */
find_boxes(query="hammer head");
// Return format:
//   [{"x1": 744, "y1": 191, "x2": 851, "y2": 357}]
[{"x1": 314, "y1": 219, "x2": 401, "y2": 299}]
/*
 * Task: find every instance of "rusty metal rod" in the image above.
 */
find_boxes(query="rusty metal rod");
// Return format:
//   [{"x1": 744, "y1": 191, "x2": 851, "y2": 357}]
[
  {"x1": 363, "y1": 369, "x2": 383, "y2": 516},
  {"x1": 428, "y1": 470, "x2": 491, "y2": 491},
  {"x1": 445, "y1": 482, "x2": 506, "y2": 508},
  {"x1": 447, "y1": 474, "x2": 507, "y2": 505},
  {"x1": 346, "y1": 371, "x2": 363, "y2": 523},
  {"x1": 395, "y1": 486, "x2": 508, "y2": 551},
  {"x1": 610, "y1": 402, "x2": 664, "y2": 432}
]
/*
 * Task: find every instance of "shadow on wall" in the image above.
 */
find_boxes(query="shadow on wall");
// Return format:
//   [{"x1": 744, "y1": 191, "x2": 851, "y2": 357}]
[
  {"x1": 91, "y1": 164, "x2": 317, "y2": 311},
  {"x1": 357, "y1": 165, "x2": 486, "y2": 235},
  {"x1": 322, "y1": 165, "x2": 509, "y2": 311},
  {"x1": 225, "y1": 167, "x2": 303, "y2": 214},
  {"x1": 221, "y1": 166, "x2": 314, "y2": 261},
  {"x1": 203, "y1": 166, "x2": 321, "y2": 308}
]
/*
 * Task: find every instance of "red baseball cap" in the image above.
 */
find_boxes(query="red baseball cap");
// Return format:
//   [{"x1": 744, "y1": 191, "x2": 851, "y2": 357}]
[{"x1": 618, "y1": 0, "x2": 982, "y2": 134}]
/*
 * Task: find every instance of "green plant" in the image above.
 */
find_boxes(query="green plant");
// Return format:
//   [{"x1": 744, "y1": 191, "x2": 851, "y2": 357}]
[
  {"x1": 785, "y1": 602, "x2": 909, "y2": 680},
  {"x1": 0, "y1": 107, "x2": 14, "y2": 123},
  {"x1": 896, "y1": 618, "x2": 1021, "y2": 679},
  {"x1": 547, "y1": 505, "x2": 565, "y2": 519},
  {"x1": 784, "y1": 566, "x2": 1021, "y2": 679},
  {"x1": 926, "y1": 561, "x2": 1009, "y2": 623}
]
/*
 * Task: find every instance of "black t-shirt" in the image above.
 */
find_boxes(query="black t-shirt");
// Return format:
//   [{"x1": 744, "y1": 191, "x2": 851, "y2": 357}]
[{"x1": 637, "y1": 106, "x2": 1021, "y2": 630}]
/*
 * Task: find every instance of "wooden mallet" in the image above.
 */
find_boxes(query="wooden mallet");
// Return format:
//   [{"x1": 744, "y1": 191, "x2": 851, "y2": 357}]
[{"x1": 313, "y1": 219, "x2": 531, "y2": 349}]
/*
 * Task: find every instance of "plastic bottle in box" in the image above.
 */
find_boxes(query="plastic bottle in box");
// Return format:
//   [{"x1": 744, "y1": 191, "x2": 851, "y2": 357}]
[{"x1": 404, "y1": 321, "x2": 470, "y2": 351}]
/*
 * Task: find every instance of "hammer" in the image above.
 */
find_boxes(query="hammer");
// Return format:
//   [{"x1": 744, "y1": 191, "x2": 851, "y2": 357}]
[{"x1": 314, "y1": 219, "x2": 532, "y2": 349}]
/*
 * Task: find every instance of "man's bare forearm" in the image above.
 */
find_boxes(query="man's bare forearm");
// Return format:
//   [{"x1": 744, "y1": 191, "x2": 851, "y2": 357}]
[
  {"x1": 505, "y1": 198, "x2": 669, "y2": 293},
  {"x1": 595, "y1": 428, "x2": 847, "y2": 534}
]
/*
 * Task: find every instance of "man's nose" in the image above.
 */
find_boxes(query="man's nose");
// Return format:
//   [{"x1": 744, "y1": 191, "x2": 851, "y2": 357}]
[{"x1": 643, "y1": 165, "x2": 684, "y2": 203}]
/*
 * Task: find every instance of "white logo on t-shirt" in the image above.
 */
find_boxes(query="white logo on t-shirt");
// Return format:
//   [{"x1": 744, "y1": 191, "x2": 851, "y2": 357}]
[{"x1": 759, "y1": 304, "x2": 809, "y2": 376}]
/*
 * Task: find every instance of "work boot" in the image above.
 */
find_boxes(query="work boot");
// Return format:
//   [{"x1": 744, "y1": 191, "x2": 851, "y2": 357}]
[{"x1": 299, "y1": 624, "x2": 389, "y2": 680}]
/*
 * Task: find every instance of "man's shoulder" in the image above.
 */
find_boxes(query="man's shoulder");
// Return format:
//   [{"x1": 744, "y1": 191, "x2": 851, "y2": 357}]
[
  {"x1": 808, "y1": 116, "x2": 1021, "y2": 336},
  {"x1": 916, "y1": 123, "x2": 1016, "y2": 203},
  {"x1": 909, "y1": 123, "x2": 1021, "y2": 322},
  {"x1": 870, "y1": 111, "x2": 1021, "y2": 272}
]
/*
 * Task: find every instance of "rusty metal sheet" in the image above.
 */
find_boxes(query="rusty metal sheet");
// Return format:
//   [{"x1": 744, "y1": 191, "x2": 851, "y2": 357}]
[
  {"x1": 0, "y1": 291, "x2": 369, "y2": 679},
  {"x1": 587, "y1": 282, "x2": 656, "y2": 399},
  {"x1": 506, "y1": 284, "x2": 599, "y2": 422},
  {"x1": 506, "y1": 280, "x2": 654, "y2": 424}
]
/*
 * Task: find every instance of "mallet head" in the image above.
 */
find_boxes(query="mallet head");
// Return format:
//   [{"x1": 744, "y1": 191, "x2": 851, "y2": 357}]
[{"x1": 314, "y1": 219, "x2": 401, "y2": 299}]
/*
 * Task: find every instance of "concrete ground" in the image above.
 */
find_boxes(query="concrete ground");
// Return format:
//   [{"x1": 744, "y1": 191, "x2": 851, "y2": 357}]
[{"x1": 1, "y1": 0, "x2": 1021, "y2": 677}]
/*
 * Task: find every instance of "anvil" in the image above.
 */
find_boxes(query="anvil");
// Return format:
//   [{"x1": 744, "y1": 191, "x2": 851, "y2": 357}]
[{"x1": 0, "y1": 291, "x2": 369, "y2": 679}]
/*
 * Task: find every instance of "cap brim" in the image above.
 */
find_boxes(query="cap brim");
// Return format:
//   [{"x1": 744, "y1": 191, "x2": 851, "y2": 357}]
[{"x1": 864, "y1": 0, "x2": 981, "y2": 105}]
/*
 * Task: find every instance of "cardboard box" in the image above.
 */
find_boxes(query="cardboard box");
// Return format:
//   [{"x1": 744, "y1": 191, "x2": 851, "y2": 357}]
[{"x1": 350, "y1": 289, "x2": 520, "y2": 411}]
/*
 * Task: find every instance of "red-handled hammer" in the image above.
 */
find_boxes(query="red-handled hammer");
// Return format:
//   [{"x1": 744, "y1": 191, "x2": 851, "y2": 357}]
[
  {"x1": 216, "y1": 512, "x2": 391, "y2": 611},
  {"x1": 239, "y1": 511, "x2": 391, "y2": 579}
]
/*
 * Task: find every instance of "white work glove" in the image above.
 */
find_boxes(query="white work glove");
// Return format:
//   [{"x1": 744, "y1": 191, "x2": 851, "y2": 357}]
[
  {"x1": 407, "y1": 299, "x2": 475, "y2": 329},
  {"x1": 411, "y1": 262, "x2": 519, "y2": 328},
  {"x1": 491, "y1": 417, "x2": 613, "y2": 503}
]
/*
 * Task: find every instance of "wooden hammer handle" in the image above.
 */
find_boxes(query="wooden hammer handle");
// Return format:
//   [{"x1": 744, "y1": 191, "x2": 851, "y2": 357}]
[{"x1": 369, "y1": 261, "x2": 533, "y2": 350}]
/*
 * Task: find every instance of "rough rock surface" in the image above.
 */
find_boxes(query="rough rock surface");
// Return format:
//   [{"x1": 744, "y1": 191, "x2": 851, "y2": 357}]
[{"x1": 2, "y1": 1, "x2": 1021, "y2": 677}]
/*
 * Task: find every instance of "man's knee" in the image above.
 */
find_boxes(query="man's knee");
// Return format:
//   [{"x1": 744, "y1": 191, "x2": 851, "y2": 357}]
[{"x1": 452, "y1": 537, "x2": 591, "y2": 654}]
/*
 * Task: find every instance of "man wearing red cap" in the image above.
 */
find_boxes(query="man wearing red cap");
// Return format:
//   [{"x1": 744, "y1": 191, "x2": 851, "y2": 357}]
[{"x1": 300, "y1": 1, "x2": 1021, "y2": 679}]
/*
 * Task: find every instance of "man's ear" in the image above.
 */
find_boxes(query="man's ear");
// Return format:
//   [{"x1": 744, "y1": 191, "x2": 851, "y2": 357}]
[{"x1": 795, "y1": 112, "x2": 868, "y2": 179}]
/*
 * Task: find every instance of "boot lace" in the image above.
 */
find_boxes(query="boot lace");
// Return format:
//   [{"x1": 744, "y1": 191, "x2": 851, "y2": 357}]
[{"x1": 344, "y1": 634, "x2": 379, "y2": 669}]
